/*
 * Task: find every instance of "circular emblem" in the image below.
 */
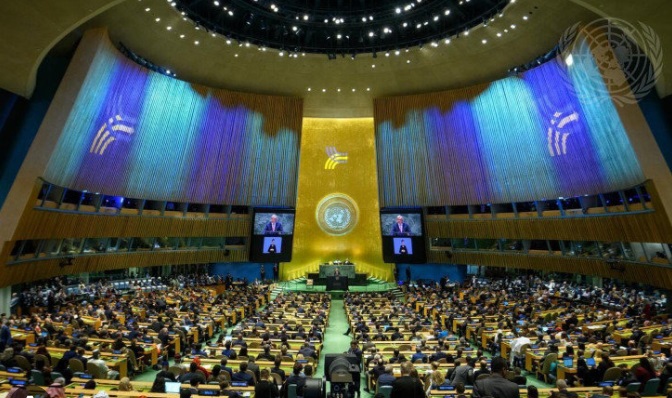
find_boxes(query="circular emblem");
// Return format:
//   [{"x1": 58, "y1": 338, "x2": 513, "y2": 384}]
[
  {"x1": 557, "y1": 18, "x2": 663, "y2": 105},
  {"x1": 315, "y1": 193, "x2": 359, "y2": 236}
]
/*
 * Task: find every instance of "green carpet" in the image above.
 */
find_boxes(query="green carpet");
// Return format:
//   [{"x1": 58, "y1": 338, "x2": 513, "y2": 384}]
[{"x1": 317, "y1": 298, "x2": 372, "y2": 396}]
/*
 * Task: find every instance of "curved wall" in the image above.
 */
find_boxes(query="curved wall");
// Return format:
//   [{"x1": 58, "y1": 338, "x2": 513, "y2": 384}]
[
  {"x1": 374, "y1": 47, "x2": 644, "y2": 207},
  {"x1": 43, "y1": 30, "x2": 303, "y2": 207}
]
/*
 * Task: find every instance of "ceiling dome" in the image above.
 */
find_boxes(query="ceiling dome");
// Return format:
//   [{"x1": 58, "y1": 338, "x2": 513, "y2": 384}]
[{"x1": 175, "y1": 0, "x2": 509, "y2": 55}]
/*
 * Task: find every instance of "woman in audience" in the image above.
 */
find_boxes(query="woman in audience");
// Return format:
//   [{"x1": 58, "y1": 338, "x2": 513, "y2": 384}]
[
  {"x1": 527, "y1": 385, "x2": 539, "y2": 398},
  {"x1": 151, "y1": 376, "x2": 166, "y2": 393},
  {"x1": 633, "y1": 358, "x2": 656, "y2": 390},
  {"x1": 238, "y1": 346, "x2": 249, "y2": 359},
  {"x1": 209, "y1": 365, "x2": 223, "y2": 383},
  {"x1": 426, "y1": 370, "x2": 449, "y2": 396}
]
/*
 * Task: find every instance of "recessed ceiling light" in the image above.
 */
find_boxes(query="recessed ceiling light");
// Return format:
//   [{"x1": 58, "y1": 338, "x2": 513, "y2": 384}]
[
  {"x1": 337, "y1": 88, "x2": 341, "y2": 92},
  {"x1": 194, "y1": 40, "x2": 200, "y2": 45},
  {"x1": 234, "y1": 53, "x2": 238, "y2": 57},
  {"x1": 307, "y1": 87, "x2": 312, "y2": 91},
  {"x1": 145, "y1": 7, "x2": 151, "y2": 11},
  {"x1": 523, "y1": 15, "x2": 529, "y2": 20},
  {"x1": 444, "y1": 38, "x2": 451, "y2": 44},
  {"x1": 322, "y1": 88, "x2": 326, "y2": 92},
  {"x1": 406, "y1": 60, "x2": 411, "y2": 63},
  {"x1": 496, "y1": 32, "x2": 502, "y2": 37},
  {"x1": 352, "y1": 88, "x2": 356, "y2": 92},
  {"x1": 166, "y1": 26, "x2": 172, "y2": 30},
  {"x1": 482, "y1": 39, "x2": 487, "y2": 44},
  {"x1": 179, "y1": 34, "x2": 185, "y2": 38},
  {"x1": 511, "y1": 24, "x2": 516, "y2": 29},
  {"x1": 366, "y1": 88, "x2": 371, "y2": 91},
  {"x1": 155, "y1": 17, "x2": 161, "y2": 22}
]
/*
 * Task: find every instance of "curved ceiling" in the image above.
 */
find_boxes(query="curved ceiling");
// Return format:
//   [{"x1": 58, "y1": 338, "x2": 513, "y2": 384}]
[
  {"x1": 174, "y1": 0, "x2": 509, "y2": 54},
  {"x1": 0, "y1": 0, "x2": 670, "y2": 117}
]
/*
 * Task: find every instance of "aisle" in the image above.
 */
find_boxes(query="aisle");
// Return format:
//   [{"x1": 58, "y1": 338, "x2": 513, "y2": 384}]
[{"x1": 316, "y1": 299, "x2": 352, "y2": 375}]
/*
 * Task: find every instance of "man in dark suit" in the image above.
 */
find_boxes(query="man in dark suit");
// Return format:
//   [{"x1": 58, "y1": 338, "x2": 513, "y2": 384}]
[
  {"x1": 472, "y1": 357, "x2": 520, "y2": 398},
  {"x1": 284, "y1": 362, "x2": 306, "y2": 398},
  {"x1": 270, "y1": 356, "x2": 286, "y2": 381},
  {"x1": 391, "y1": 361, "x2": 425, "y2": 398},
  {"x1": 268, "y1": 240, "x2": 277, "y2": 253},
  {"x1": 264, "y1": 215, "x2": 283, "y2": 235},
  {"x1": 220, "y1": 358, "x2": 233, "y2": 378},
  {"x1": 411, "y1": 347, "x2": 427, "y2": 363},
  {"x1": 333, "y1": 267, "x2": 340, "y2": 276},
  {"x1": 391, "y1": 215, "x2": 411, "y2": 236},
  {"x1": 232, "y1": 362, "x2": 255, "y2": 386},
  {"x1": 398, "y1": 240, "x2": 408, "y2": 254}
]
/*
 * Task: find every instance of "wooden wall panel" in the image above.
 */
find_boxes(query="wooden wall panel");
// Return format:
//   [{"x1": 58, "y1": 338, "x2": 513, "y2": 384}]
[
  {"x1": 0, "y1": 249, "x2": 247, "y2": 287},
  {"x1": 12, "y1": 209, "x2": 252, "y2": 240},
  {"x1": 426, "y1": 211, "x2": 672, "y2": 243}
]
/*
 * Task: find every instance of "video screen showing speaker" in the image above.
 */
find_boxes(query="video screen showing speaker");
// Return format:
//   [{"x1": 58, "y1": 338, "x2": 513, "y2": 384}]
[
  {"x1": 380, "y1": 209, "x2": 426, "y2": 263},
  {"x1": 250, "y1": 209, "x2": 295, "y2": 262}
]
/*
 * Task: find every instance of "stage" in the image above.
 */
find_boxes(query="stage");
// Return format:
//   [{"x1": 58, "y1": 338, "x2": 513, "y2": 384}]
[{"x1": 272, "y1": 276, "x2": 399, "y2": 296}]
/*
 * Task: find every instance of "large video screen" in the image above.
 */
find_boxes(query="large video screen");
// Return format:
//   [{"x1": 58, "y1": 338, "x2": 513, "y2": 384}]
[
  {"x1": 249, "y1": 209, "x2": 295, "y2": 262},
  {"x1": 380, "y1": 209, "x2": 426, "y2": 263}
]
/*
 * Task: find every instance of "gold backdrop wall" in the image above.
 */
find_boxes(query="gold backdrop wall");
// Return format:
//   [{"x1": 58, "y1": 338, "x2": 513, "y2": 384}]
[{"x1": 282, "y1": 118, "x2": 391, "y2": 281}]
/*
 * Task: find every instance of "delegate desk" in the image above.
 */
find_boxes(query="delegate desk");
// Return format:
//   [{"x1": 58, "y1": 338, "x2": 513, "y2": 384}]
[
  {"x1": 556, "y1": 354, "x2": 652, "y2": 383},
  {"x1": 50, "y1": 348, "x2": 128, "y2": 378}
]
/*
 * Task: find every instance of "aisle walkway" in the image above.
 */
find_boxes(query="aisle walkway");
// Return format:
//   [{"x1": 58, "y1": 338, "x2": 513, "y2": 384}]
[{"x1": 317, "y1": 299, "x2": 352, "y2": 375}]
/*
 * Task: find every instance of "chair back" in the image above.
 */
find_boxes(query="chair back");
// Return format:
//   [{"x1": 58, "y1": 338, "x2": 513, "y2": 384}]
[
  {"x1": 602, "y1": 366, "x2": 622, "y2": 381},
  {"x1": 377, "y1": 385, "x2": 393, "y2": 398},
  {"x1": 642, "y1": 378, "x2": 660, "y2": 396},
  {"x1": 626, "y1": 382, "x2": 641, "y2": 392},
  {"x1": 246, "y1": 369, "x2": 257, "y2": 384},
  {"x1": 270, "y1": 372, "x2": 283, "y2": 386},
  {"x1": 541, "y1": 353, "x2": 557, "y2": 374},
  {"x1": 34, "y1": 354, "x2": 49, "y2": 366},
  {"x1": 30, "y1": 369, "x2": 46, "y2": 386},
  {"x1": 14, "y1": 355, "x2": 32, "y2": 371},
  {"x1": 168, "y1": 366, "x2": 184, "y2": 378},
  {"x1": 287, "y1": 384, "x2": 297, "y2": 398},
  {"x1": 87, "y1": 361, "x2": 108, "y2": 379},
  {"x1": 68, "y1": 358, "x2": 85, "y2": 373}
]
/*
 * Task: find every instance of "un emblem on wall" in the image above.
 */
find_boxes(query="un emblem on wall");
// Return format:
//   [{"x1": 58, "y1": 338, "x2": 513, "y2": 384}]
[{"x1": 316, "y1": 193, "x2": 359, "y2": 236}]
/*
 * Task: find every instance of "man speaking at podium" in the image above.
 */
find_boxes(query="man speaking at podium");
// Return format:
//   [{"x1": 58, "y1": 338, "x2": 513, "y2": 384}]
[
  {"x1": 391, "y1": 215, "x2": 411, "y2": 236},
  {"x1": 264, "y1": 214, "x2": 283, "y2": 236}
]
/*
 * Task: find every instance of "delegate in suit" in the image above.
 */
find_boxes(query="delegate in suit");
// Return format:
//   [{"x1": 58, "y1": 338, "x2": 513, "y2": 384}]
[
  {"x1": 264, "y1": 214, "x2": 283, "y2": 235},
  {"x1": 391, "y1": 215, "x2": 411, "y2": 236}
]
